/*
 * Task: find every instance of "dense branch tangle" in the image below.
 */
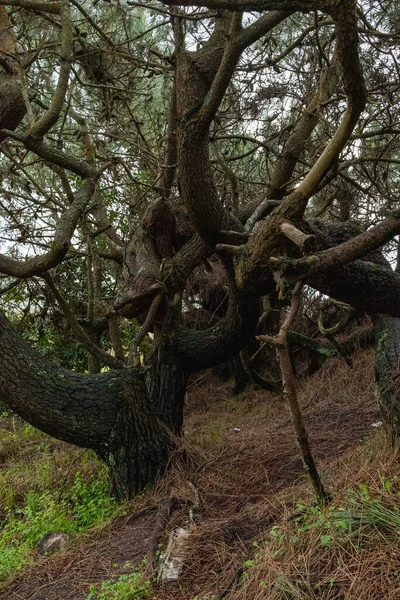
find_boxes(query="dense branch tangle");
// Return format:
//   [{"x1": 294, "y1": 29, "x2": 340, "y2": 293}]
[{"x1": 0, "y1": 0, "x2": 399, "y2": 499}]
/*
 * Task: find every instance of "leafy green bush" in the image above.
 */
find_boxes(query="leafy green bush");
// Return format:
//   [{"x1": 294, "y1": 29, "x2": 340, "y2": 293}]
[{"x1": 71, "y1": 472, "x2": 118, "y2": 529}]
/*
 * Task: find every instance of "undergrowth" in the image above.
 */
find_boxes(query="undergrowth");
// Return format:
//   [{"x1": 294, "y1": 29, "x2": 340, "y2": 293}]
[
  {"x1": 0, "y1": 412, "x2": 125, "y2": 583},
  {"x1": 0, "y1": 351, "x2": 394, "y2": 600},
  {"x1": 235, "y1": 433, "x2": 400, "y2": 599},
  {"x1": 85, "y1": 561, "x2": 155, "y2": 600}
]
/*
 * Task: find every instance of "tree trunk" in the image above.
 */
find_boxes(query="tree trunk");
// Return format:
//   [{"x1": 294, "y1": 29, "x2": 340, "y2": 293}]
[
  {"x1": 231, "y1": 352, "x2": 252, "y2": 394},
  {"x1": 0, "y1": 311, "x2": 176, "y2": 499},
  {"x1": 0, "y1": 7, "x2": 26, "y2": 141},
  {"x1": 146, "y1": 353, "x2": 188, "y2": 435},
  {"x1": 0, "y1": 267, "x2": 256, "y2": 499},
  {"x1": 99, "y1": 369, "x2": 173, "y2": 500},
  {"x1": 373, "y1": 314, "x2": 400, "y2": 441}
]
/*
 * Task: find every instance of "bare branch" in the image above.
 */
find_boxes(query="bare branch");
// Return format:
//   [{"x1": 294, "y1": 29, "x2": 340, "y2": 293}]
[
  {"x1": 215, "y1": 243, "x2": 242, "y2": 255},
  {"x1": 0, "y1": 178, "x2": 97, "y2": 278},
  {"x1": 280, "y1": 221, "x2": 316, "y2": 252},
  {"x1": 30, "y1": 3, "x2": 72, "y2": 137},
  {"x1": 257, "y1": 283, "x2": 330, "y2": 503}
]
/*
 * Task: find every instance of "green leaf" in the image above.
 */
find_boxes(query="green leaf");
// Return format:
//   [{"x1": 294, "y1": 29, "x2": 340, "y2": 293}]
[{"x1": 320, "y1": 535, "x2": 332, "y2": 546}]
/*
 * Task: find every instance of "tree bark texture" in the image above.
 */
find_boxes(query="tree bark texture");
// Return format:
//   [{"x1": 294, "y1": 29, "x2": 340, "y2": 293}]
[
  {"x1": 374, "y1": 315, "x2": 400, "y2": 441},
  {"x1": 0, "y1": 311, "x2": 172, "y2": 498},
  {"x1": 0, "y1": 7, "x2": 26, "y2": 141}
]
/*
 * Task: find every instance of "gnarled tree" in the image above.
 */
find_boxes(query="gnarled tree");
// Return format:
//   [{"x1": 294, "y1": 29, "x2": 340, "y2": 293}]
[{"x1": 0, "y1": 0, "x2": 400, "y2": 498}]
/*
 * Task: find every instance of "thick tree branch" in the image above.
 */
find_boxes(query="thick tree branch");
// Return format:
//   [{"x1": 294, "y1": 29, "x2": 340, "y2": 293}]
[
  {"x1": 0, "y1": 310, "x2": 129, "y2": 448},
  {"x1": 173, "y1": 276, "x2": 259, "y2": 372},
  {"x1": 0, "y1": 308, "x2": 172, "y2": 498},
  {"x1": 162, "y1": 0, "x2": 329, "y2": 10},
  {"x1": 0, "y1": 0, "x2": 60, "y2": 12},
  {"x1": 271, "y1": 211, "x2": 400, "y2": 288},
  {"x1": 175, "y1": 9, "x2": 289, "y2": 248},
  {"x1": 237, "y1": 10, "x2": 290, "y2": 50},
  {"x1": 0, "y1": 130, "x2": 95, "y2": 177}
]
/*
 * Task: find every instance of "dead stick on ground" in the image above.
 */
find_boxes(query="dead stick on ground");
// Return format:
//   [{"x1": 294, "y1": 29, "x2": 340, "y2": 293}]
[
  {"x1": 257, "y1": 282, "x2": 330, "y2": 504},
  {"x1": 147, "y1": 499, "x2": 172, "y2": 550}
]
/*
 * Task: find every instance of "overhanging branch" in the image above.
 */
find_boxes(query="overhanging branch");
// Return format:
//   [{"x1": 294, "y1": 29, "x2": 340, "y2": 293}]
[
  {"x1": 0, "y1": 178, "x2": 97, "y2": 278},
  {"x1": 271, "y1": 211, "x2": 400, "y2": 290}
]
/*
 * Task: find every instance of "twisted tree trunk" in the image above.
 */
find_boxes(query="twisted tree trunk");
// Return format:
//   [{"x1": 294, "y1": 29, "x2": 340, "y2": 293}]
[
  {"x1": 0, "y1": 311, "x2": 173, "y2": 499},
  {"x1": 0, "y1": 284, "x2": 256, "y2": 499}
]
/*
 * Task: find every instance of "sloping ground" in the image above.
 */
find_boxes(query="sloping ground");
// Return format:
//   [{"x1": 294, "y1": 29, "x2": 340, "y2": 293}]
[
  {"x1": 3, "y1": 510, "x2": 156, "y2": 600},
  {"x1": 230, "y1": 435, "x2": 400, "y2": 600},
  {"x1": 158, "y1": 349, "x2": 379, "y2": 600},
  {"x1": 1, "y1": 350, "x2": 380, "y2": 600}
]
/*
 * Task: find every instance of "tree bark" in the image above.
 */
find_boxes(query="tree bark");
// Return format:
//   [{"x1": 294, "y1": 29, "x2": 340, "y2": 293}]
[
  {"x1": 373, "y1": 314, "x2": 400, "y2": 441},
  {"x1": 0, "y1": 7, "x2": 26, "y2": 141},
  {"x1": 0, "y1": 311, "x2": 172, "y2": 499},
  {"x1": 145, "y1": 353, "x2": 188, "y2": 435},
  {"x1": 99, "y1": 374, "x2": 172, "y2": 500}
]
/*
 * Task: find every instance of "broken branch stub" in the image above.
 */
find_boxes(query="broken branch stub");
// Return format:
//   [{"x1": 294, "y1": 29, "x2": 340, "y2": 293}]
[{"x1": 280, "y1": 221, "x2": 316, "y2": 252}]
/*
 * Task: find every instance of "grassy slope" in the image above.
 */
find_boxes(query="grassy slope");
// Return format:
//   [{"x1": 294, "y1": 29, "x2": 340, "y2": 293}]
[
  {"x1": 0, "y1": 419, "x2": 123, "y2": 582},
  {"x1": 2, "y1": 349, "x2": 400, "y2": 599}
]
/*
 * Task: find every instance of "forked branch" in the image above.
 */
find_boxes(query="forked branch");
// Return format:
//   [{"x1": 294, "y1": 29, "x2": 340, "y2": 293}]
[{"x1": 257, "y1": 283, "x2": 330, "y2": 503}]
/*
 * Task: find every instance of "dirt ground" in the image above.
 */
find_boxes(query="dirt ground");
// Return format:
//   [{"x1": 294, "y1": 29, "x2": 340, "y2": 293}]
[{"x1": 2, "y1": 350, "x2": 378, "y2": 600}]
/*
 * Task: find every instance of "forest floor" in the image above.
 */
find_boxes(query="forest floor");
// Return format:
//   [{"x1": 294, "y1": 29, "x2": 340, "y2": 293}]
[{"x1": 3, "y1": 349, "x2": 400, "y2": 600}]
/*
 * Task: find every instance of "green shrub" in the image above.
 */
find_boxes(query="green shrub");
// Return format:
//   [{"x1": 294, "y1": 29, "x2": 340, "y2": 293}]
[
  {"x1": 0, "y1": 419, "x2": 123, "y2": 582},
  {"x1": 85, "y1": 562, "x2": 154, "y2": 600}
]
